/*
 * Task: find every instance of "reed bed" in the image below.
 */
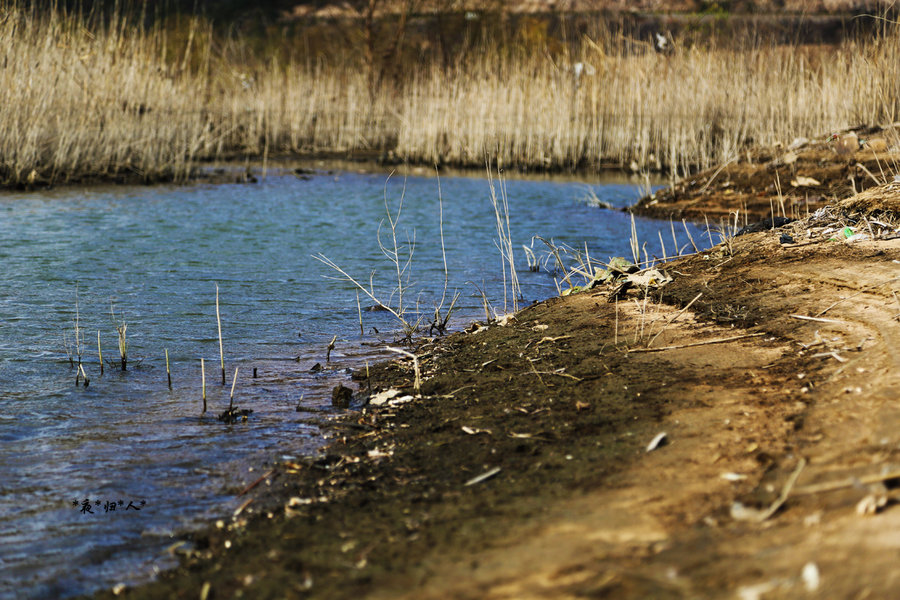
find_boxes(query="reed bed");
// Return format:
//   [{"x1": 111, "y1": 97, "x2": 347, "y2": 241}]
[{"x1": 4, "y1": 4, "x2": 900, "y2": 185}]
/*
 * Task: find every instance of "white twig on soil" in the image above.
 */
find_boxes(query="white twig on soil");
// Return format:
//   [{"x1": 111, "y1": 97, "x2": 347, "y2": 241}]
[
  {"x1": 628, "y1": 332, "x2": 765, "y2": 353},
  {"x1": 386, "y1": 346, "x2": 421, "y2": 395}
]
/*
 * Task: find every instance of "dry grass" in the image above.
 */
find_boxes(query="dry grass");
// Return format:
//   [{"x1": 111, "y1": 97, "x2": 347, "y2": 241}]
[
  {"x1": 5, "y1": 4, "x2": 900, "y2": 185},
  {"x1": 0, "y1": 6, "x2": 218, "y2": 185}
]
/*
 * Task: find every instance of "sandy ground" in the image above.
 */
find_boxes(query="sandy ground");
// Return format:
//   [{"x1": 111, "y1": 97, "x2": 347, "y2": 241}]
[{"x1": 89, "y1": 146, "x2": 900, "y2": 600}]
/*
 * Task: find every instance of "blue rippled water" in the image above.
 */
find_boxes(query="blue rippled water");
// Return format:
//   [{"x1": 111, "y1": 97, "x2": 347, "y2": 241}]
[{"x1": 0, "y1": 167, "x2": 704, "y2": 599}]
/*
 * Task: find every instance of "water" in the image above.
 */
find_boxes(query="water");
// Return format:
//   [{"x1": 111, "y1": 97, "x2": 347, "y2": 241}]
[{"x1": 0, "y1": 167, "x2": 705, "y2": 599}]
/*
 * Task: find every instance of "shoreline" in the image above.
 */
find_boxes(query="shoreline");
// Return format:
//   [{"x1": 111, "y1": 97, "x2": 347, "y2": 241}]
[
  {"x1": 1, "y1": 154, "x2": 657, "y2": 194},
  {"x1": 86, "y1": 167, "x2": 900, "y2": 598}
]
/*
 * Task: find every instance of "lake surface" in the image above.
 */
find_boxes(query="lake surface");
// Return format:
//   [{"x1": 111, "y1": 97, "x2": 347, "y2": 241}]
[{"x1": 0, "y1": 168, "x2": 705, "y2": 599}]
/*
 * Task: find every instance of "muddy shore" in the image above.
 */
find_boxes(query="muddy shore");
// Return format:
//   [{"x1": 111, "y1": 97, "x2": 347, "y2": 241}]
[{"x1": 83, "y1": 133, "x2": 900, "y2": 599}]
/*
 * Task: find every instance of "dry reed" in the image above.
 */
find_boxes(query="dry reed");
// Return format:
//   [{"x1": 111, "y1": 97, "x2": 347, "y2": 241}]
[{"x1": 6, "y1": 5, "x2": 900, "y2": 184}]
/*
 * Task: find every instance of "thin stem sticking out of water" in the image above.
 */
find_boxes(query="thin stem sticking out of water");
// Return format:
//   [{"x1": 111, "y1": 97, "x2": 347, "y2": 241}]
[
  {"x1": 63, "y1": 331, "x2": 73, "y2": 368},
  {"x1": 535, "y1": 236, "x2": 574, "y2": 289},
  {"x1": 110, "y1": 301, "x2": 127, "y2": 371},
  {"x1": 313, "y1": 174, "x2": 423, "y2": 342},
  {"x1": 229, "y1": 366, "x2": 239, "y2": 413},
  {"x1": 430, "y1": 170, "x2": 460, "y2": 336},
  {"x1": 201, "y1": 358, "x2": 207, "y2": 414},
  {"x1": 326, "y1": 335, "x2": 337, "y2": 363},
  {"x1": 468, "y1": 281, "x2": 493, "y2": 323},
  {"x1": 165, "y1": 349, "x2": 172, "y2": 389},
  {"x1": 216, "y1": 284, "x2": 225, "y2": 385},
  {"x1": 629, "y1": 214, "x2": 640, "y2": 266},
  {"x1": 682, "y1": 219, "x2": 700, "y2": 253},
  {"x1": 74, "y1": 287, "x2": 84, "y2": 368},
  {"x1": 356, "y1": 291, "x2": 363, "y2": 336},
  {"x1": 487, "y1": 161, "x2": 520, "y2": 314},
  {"x1": 670, "y1": 219, "x2": 681, "y2": 257},
  {"x1": 97, "y1": 330, "x2": 103, "y2": 376}
]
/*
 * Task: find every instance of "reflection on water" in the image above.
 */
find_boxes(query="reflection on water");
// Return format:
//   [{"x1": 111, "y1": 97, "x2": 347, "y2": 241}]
[{"x1": 0, "y1": 168, "x2": 704, "y2": 599}]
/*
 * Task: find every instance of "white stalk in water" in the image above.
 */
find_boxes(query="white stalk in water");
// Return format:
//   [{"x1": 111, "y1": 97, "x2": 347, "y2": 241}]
[{"x1": 487, "y1": 162, "x2": 520, "y2": 314}]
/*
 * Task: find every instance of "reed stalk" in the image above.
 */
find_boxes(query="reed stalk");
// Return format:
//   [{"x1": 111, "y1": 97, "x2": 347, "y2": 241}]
[
  {"x1": 116, "y1": 323, "x2": 128, "y2": 371},
  {"x1": 165, "y1": 348, "x2": 172, "y2": 389},
  {"x1": 110, "y1": 302, "x2": 128, "y2": 371},
  {"x1": 629, "y1": 215, "x2": 640, "y2": 267},
  {"x1": 74, "y1": 288, "x2": 84, "y2": 368},
  {"x1": 216, "y1": 284, "x2": 225, "y2": 385},
  {"x1": 201, "y1": 358, "x2": 207, "y2": 414},
  {"x1": 78, "y1": 363, "x2": 89, "y2": 388},
  {"x1": 356, "y1": 291, "x2": 363, "y2": 336},
  {"x1": 682, "y1": 219, "x2": 700, "y2": 253},
  {"x1": 326, "y1": 335, "x2": 337, "y2": 363},
  {"x1": 487, "y1": 163, "x2": 520, "y2": 313},
  {"x1": 63, "y1": 332, "x2": 73, "y2": 368},
  {"x1": 229, "y1": 366, "x2": 239, "y2": 413},
  {"x1": 97, "y1": 330, "x2": 103, "y2": 375}
]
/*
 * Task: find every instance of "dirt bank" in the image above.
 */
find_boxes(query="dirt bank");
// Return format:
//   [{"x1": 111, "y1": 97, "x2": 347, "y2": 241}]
[
  {"x1": 631, "y1": 125, "x2": 900, "y2": 223},
  {"x1": 88, "y1": 177, "x2": 900, "y2": 598}
]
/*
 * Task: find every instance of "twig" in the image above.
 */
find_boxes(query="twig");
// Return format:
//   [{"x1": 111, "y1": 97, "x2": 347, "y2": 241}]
[
  {"x1": 531, "y1": 369, "x2": 583, "y2": 382},
  {"x1": 536, "y1": 335, "x2": 573, "y2": 345},
  {"x1": 646, "y1": 292, "x2": 703, "y2": 348},
  {"x1": 464, "y1": 466, "x2": 501, "y2": 486},
  {"x1": 386, "y1": 346, "x2": 421, "y2": 394},
  {"x1": 698, "y1": 155, "x2": 737, "y2": 194},
  {"x1": 790, "y1": 314, "x2": 843, "y2": 324},
  {"x1": 527, "y1": 360, "x2": 548, "y2": 387},
  {"x1": 854, "y1": 161, "x2": 883, "y2": 186},
  {"x1": 811, "y1": 351, "x2": 847, "y2": 363},
  {"x1": 732, "y1": 458, "x2": 806, "y2": 522},
  {"x1": 682, "y1": 218, "x2": 699, "y2": 253},
  {"x1": 792, "y1": 468, "x2": 900, "y2": 497},
  {"x1": 238, "y1": 468, "x2": 276, "y2": 496},
  {"x1": 628, "y1": 332, "x2": 765, "y2": 353}
]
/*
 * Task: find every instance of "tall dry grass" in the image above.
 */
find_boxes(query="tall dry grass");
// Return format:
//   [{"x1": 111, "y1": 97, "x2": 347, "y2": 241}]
[
  {"x1": 389, "y1": 33, "x2": 900, "y2": 175},
  {"x1": 0, "y1": 6, "x2": 221, "y2": 184},
  {"x1": 3, "y1": 4, "x2": 900, "y2": 186}
]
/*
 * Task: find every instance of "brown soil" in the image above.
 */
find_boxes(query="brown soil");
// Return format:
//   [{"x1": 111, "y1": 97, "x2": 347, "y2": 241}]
[
  {"x1": 631, "y1": 124, "x2": 900, "y2": 223},
  {"x1": 88, "y1": 145, "x2": 900, "y2": 600}
]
